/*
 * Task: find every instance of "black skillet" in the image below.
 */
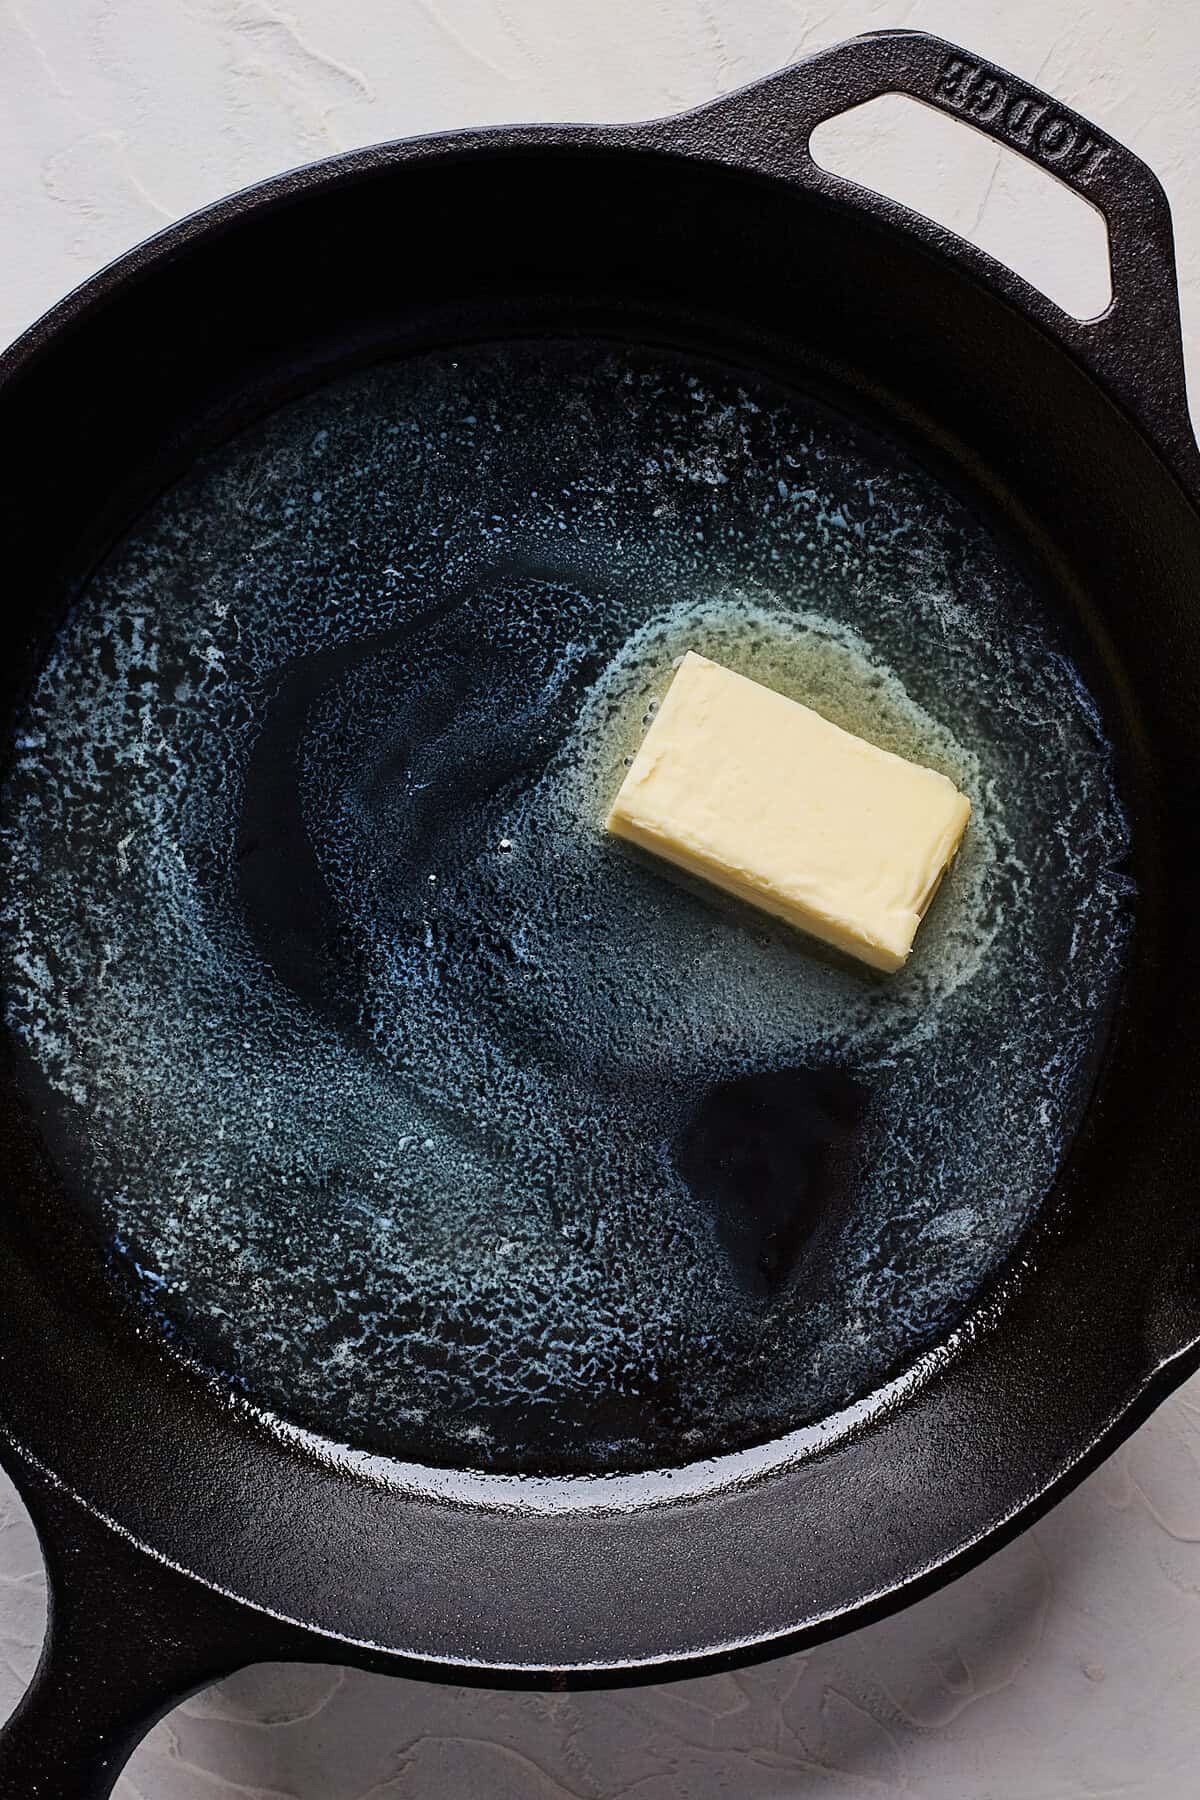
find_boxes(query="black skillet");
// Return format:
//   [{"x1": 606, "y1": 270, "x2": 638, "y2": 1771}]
[{"x1": 3, "y1": 28, "x2": 1200, "y2": 1798}]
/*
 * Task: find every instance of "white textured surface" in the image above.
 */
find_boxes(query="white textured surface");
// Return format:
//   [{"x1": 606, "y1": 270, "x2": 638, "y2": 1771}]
[{"x1": 3, "y1": 1, "x2": 1200, "y2": 1793}]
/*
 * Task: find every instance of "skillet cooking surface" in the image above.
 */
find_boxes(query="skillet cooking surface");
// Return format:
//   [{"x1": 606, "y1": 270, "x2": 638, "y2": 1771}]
[{"x1": 0, "y1": 338, "x2": 1132, "y2": 1474}]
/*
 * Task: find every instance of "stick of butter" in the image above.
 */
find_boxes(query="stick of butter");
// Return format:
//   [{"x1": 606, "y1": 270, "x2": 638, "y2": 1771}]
[{"x1": 605, "y1": 651, "x2": 971, "y2": 973}]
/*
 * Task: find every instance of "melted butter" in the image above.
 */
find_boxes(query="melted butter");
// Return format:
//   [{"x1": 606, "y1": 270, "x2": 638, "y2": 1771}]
[{"x1": 0, "y1": 341, "x2": 1132, "y2": 1473}]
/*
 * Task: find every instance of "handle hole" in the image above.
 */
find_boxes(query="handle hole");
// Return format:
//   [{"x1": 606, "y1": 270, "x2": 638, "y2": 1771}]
[
  {"x1": 810, "y1": 93, "x2": 1112, "y2": 321},
  {"x1": 0, "y1": 1470, "x2": 47, "y2": 1733}
]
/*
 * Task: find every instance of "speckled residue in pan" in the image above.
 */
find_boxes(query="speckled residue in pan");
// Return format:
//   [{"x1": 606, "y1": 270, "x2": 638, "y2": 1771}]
[{"x1": 0, "y1": 342, "x2": 1132, "y2": 1473}]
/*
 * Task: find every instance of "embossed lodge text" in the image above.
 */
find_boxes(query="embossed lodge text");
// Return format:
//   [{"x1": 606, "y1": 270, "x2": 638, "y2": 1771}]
[{"x1": 933, "y1": 54, "x2": 1110, "y2": 183}]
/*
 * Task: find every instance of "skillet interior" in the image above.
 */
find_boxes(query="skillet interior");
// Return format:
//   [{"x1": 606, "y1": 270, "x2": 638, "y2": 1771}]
[
  {"x1": 1, "y1": 336, "x2": 1131, "y2": 1474},
  {"x1": 1, "y1": 142, "x2": 1199, "y2": 1666}
]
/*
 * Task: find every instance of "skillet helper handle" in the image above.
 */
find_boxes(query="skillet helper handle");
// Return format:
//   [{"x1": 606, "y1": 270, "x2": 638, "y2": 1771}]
[
  {"x1": 662, "y1": 29, "x2": 1196, "y2": 475},
  {"x1": 0, "y1": 1457, "x2": 298, "y2": 1800}
]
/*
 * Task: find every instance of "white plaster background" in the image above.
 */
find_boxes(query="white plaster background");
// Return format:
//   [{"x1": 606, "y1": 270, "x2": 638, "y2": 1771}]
[{"x1": 3, "y1": 1, "x2": 1200, "y2": 1793}]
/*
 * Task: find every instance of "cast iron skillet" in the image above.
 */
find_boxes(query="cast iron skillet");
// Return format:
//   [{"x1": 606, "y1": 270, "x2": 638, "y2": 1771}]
[{"x1": 3, "y1": 28, "x2": 1200, "y2": 1798}]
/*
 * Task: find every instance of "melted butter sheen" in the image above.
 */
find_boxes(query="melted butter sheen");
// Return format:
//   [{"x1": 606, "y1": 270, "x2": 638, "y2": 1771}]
[{"x1": 0, "y1": 343, "x2": 1132, "y2": 1474}]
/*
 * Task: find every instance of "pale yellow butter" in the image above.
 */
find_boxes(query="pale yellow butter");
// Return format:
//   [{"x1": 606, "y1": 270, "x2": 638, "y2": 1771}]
[{"x1": 606, "y1": 651, "x2": 970, "y2": 973}]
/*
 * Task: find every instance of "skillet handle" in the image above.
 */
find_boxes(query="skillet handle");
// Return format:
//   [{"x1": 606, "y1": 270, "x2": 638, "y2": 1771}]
[
  {"x1": 0, "y1": 1454, "x2": 301, "y2": 1799},
  {"x1": 657, "y1": 29, "x2": 1197, "y2": 477}
]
